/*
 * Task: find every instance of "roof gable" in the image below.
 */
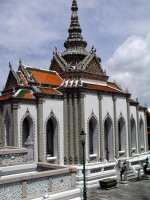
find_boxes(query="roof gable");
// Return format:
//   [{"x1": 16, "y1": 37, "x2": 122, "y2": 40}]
[
  {"x1": 4, "y1": 70, "x2": 18, "y2": 90},
  {"x1": 84, "y1": 56, "x2": 103, "y2": 75},
  {"x1": 50, "y1": 59, "x2": 64, "y2": 74}
]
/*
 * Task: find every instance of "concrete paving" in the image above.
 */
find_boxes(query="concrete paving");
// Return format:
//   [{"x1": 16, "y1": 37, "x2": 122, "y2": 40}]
[{"x1": 87, "y1": 179, "x2": 150, "y2": 200}]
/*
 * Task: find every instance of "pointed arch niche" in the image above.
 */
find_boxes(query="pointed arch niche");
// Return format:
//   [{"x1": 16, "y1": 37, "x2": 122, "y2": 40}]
[
  {"x1": 139, "y1": 118, "x2": 145, "y2": 152},
  {"x1": 131, "y1": 117, "x2": 137, "y2": 154},
  {"x1": 117, "y1": 115, "x2": 126, "y2": 158},
  {"x1": 87, "y1": 112, "x2": 99, "y2": 162},
  {"x1": 20, "y1": 109, "x2": 36, "y2": 161},
  {"x1": 4, "y1": 111, "x2": 12, "y2": 146},
  {"x1": 44, "y1": 110, "x2": 60, "y2": 164},
  {"x1": 103, "y1": 114, "x2": 114, "y2": 161}
]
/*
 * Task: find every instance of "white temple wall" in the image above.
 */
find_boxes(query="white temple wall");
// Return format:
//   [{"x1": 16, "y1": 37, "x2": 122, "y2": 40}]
[
  {"x1": 43, "y1": 99, "x2": 64, "y2": 164},
  {"x1": 101, "y1": 95, "x2": 114, "y2": 120}
]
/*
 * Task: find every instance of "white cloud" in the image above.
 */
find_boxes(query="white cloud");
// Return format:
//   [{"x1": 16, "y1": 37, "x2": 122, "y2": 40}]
[{"x1": 105, "y1": 33, "x2": 150, "y2": 106}]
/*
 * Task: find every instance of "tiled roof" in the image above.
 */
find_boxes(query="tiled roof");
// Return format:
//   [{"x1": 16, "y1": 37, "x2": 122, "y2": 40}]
[
  {"x1": 16, "y1": 90, "x2": 35, "y2": 99},
  {"x1": 0, "y1": 93, "x2": 12, "y2": 100},
  {"x1": 41, "y1": 88, "x2": 62, "y2": 95},
  {"x1": 26, "y1": 68, "x2": 63, "y2": 86},
  {"x1": 107, "y1": 82, "x2": 121, "y2": 91},
  {"x1": 18, "y1": 72, "x2": 28, "y2": 86},
  {"x1": 82, "y1": 83, "x2": 121, "y2": 92}
]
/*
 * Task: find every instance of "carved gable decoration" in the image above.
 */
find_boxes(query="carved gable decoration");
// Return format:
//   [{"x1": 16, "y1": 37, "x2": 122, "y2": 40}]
[
  {"x1": 84, "y1": 57, "x2": 102, "y2": 75},
  {"x1": 50, "y1": 59, "x2": 64, "y2": 74},
  {"x1": 4, "y1": 70, "x2": 18, "y2": 90}
]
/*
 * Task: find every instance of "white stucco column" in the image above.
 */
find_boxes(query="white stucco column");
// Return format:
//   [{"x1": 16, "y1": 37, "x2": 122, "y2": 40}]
[
  {"x1": 98, "y1": 94, "x2": 103, "y2": 161},
  {"x1": 113, "y1": 96, "x2": 118, "y2": 158},
  {"x1": 127, "y1": 98, "x2": 131, "y2": 157},
  {"x1": 0, "y1": 105, "x2": 3, "y2": 146},
  {"x1": 37, "y1": 98, "x2": 44, "y2": 162},
  {"x1": 144, "y1": 110, "x2": 148, "y2": 152},
  {"x1": 11, "y1": 103, "x2": 18, "y2": 147},
  {"x1": 136, "y1": 105, "x2": 140, "y2": 154}
]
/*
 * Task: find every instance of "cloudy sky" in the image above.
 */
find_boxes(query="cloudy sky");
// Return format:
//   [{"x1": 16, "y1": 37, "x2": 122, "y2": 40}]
[{"x1": 0, "y1": 0, "x2": 150, "y2": 106}]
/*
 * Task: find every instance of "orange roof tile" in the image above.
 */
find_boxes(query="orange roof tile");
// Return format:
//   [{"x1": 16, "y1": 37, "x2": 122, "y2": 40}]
[
  {"x1": 23, "y1": 93, "x2": 34, "y2": 99},
  {"x1": 0, "y1": 93, "x2": 12, "y2": 100},
  {"x1": 107, "y1": 82, "x2": 121, "y2": 90},
  {"x1": 86, "y1": 84, "x2": 119, "y2": 92},
  {"x1": 41, "y1": 88, "x2": 62, "y2": 95},
  {"x1": 29, "y1": 70, "x2": 63, "y2": 86},
  {"x1": 18, "y1": 73, "x2": 28, "y2": 86}
]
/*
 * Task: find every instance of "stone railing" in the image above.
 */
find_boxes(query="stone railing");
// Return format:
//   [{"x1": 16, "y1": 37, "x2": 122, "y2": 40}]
[
  {"x1": 0, "y1": 146, "x2": 27, "y2": 167},
  {"x1": 76, "y1": 161, "x2": 117, "y2": 188},
  {"x1": 0, "y1": 163, "x2": 77, "y2": 200}
]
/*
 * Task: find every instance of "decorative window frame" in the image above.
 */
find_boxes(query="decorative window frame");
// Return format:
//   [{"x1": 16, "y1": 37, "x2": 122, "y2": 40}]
[
  {"x1": 20, "y1": 109, "x2": 36, "y2": 161},
  {"x1": 87, "y1": 111, "x2": 100, "y2": 161},
  {"x1": 102, "y1": 112, "x2": 114, "y2": 160},
  {"x1": 44, "y1": 110, "x2": 60, "y2": 164},
  {"x1": 130, "y1": 115, "x2": 137, "y2": 153},
  {"x1": 139, "y1": 117, "x2": 145, "y2": 151},
  {"x1": 117, "y1": 113, "x2": 127, "y2": 157}
]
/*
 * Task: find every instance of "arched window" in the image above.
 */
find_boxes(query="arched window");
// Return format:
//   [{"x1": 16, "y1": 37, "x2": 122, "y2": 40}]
[
  {"x1": 5, "y1": 117, "x2": 10, "y2": 146},
  {"x1": 46, "y1": 117, "x2": 58, "y2": 157},
  {"x1": 22, "y1": 117, "x2": 33, "y2": 146},
  {"x1": 89, "y1": 117, "x2": 98, "y2": 155},
  {"x1": 118, "y1": 118, "x2": 125, "y2": 151},
  {"x1": 131, "y1": 118, "x2": 136, "y2": 151},
  {"x1": 104, "y1": 117, "x2": 113, "y2": 161},
  {"x1": 139, "y1": 119, "x2": 144, "y2": 151}
]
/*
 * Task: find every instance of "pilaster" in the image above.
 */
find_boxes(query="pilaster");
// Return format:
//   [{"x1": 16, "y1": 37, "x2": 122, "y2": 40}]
[
  {"x1": 144, "y1": 111, "x2": 148, "y2": 152},
  {"x1": 68, "y1": 92, "x2": 74, "y2": 164},
  {"x1": 127, "y1": 98, "x2": 132, "y2": 157},
  {"x1": 63, "y1": 93, "x2": 69, "y2": 164},
  {"x1": 113, "y1": 96, "x2": 118, "y2": 158},
  {"x1": 0, "y1": 105, "x2": 3, "y2": 147},
  {"x1": 79, "y1": 92, "x2": 85, "y2": 163},
  {"x1": 136, "y1": 105, "x2": 140, "y2": 154},
  {"x1": 37, "y1": 98, "x2": 44, "y2": 162},
  {"x1": 73, "y1": 92, "x2": 79, "y2": 164},
  {"x1": 98, "y1": 94, "x2": 103, "y2": 161},
  {"x1": 11, "y1": 103, "x2": 18, "y2": 146},
  {"x1": 80, "y1": 92, "x2": 85, "y2": 131}
]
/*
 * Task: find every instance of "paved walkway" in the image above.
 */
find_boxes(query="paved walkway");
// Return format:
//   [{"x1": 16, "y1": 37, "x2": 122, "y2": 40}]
[{"x1": 87, "y1": 179, "x2": 150, "y2": 200}]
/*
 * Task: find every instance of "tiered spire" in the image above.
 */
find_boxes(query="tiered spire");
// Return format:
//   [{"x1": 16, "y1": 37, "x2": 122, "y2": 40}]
[{"x1": 62, "y1": 0, "x2": 88, "y2": 64}]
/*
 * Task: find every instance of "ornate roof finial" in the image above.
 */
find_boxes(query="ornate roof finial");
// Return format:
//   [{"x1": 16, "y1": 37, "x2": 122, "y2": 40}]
[
  {"x1": 9, "y1": 62, "x2": 12, "y2": 69},
  {"x1": 71, "y1": 0, "x2": 78, "y2": 12},
  {"x1": 62, "y1": 0, "x2": 88, "y2": 64},
  {"x1": 19, "y1": 58, "x2": 22, "y2": 66}
]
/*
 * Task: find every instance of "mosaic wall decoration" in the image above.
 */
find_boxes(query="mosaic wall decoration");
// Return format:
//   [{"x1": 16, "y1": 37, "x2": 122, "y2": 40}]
[
  {"x1": 52, "y1": 173, "x2": 71, "y2": 191},
  {"x1": 27, "y1": 177, "x2": 49, "y2": 197},
  {"x1": 0, "y1": 182, "x2": 22, "y2": 200},
  {"x1": 2, "y1": 154, "x2": 24, "y2": 164}
]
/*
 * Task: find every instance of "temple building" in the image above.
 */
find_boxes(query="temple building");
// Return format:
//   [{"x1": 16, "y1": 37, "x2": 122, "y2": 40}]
[{"x1": 0, "y1": 0, "x2": 148, "y2": 169}]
